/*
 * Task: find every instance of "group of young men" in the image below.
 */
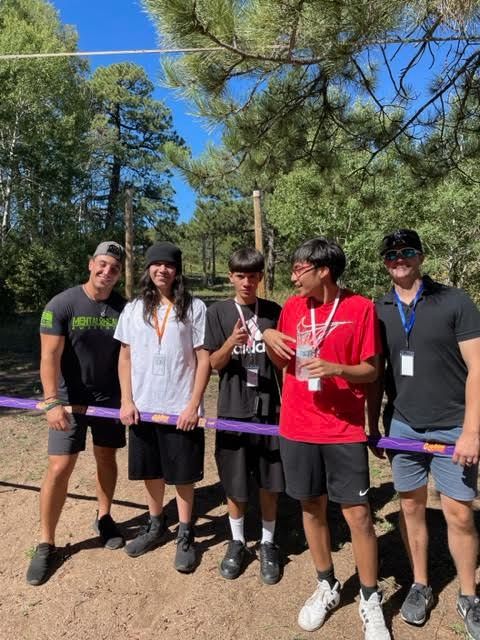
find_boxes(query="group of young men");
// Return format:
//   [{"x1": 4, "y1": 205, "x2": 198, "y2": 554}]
[{"x1": 25, "y1": 230, "x2": 480, "y2": 640}]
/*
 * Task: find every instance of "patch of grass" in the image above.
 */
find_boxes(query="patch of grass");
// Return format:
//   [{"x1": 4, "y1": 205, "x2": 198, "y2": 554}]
[
  {"x1": 25, "y1": 546, "x2": 36, "y2": 560},
  {"x1": 450, "y1": 621, "x2": 467, "y2": 637}
]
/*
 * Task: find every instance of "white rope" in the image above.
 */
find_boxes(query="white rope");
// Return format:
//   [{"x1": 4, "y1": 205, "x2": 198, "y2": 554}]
[{"x1": 0, "y1": 46, "x2": 225, "y2": 61}]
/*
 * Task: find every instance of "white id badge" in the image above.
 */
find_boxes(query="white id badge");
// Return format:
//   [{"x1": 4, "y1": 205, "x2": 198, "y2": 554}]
[
  {"x1": 308, "y1": 377, "x2": 321, "y2": 392},
  {"x1": 246, "y1": 365, "x2": 259, "y2": 388},
  {"x1": 152, "y1": 353, "x2": 166, "y2": 376},
  {"x1": 400, "y1": 350, "x2": 414, "y2": 376}
]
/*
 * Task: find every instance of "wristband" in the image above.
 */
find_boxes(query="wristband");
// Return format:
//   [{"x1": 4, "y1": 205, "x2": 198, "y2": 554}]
[{"x1": 44, "y1": 399, "x2": 64, "y2": 412}]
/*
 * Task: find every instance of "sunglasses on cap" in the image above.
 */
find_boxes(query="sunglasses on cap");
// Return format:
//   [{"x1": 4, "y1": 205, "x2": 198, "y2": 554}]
[{"x1": 383, "y1": 247, "x2": 420, "y2": 262}]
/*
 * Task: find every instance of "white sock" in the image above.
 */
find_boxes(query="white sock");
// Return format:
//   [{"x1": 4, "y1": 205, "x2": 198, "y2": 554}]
[
  {"x1": 229, "y1": 516, "x2": 245, "y2": 543},
  {"x1": 261, "y1": 519, "x2": 276, "y2": 544}
]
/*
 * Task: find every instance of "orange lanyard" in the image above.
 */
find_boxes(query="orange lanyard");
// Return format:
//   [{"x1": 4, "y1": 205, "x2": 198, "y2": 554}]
[{"x1": 152, "y1": 302, "x2": 173, "y2": 346}]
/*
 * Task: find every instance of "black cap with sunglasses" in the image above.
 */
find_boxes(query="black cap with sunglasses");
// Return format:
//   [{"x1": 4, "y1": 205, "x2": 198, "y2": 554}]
[{"x1": 380, "y1": 229, "x2": 423, "y2": 257}]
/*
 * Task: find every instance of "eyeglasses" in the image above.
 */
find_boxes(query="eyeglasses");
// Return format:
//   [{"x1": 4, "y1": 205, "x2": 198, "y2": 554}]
[
  {"x1": 383, "y1": 247, "x2": 420, "y2": 262},
  {"x1": 291, "y1": 264, "x2": 316, "y2": 278}
]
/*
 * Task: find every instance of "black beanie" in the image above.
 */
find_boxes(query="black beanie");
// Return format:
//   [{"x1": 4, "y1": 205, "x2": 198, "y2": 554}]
[{"x1": 145, "y1": 242, "x2": 182, "y2": 272}]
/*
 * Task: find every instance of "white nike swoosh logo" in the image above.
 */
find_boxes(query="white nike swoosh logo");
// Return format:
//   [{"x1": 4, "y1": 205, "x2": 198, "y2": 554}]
[{"x1": 359, "y1": 488, "x2": 370, "y2": 496}]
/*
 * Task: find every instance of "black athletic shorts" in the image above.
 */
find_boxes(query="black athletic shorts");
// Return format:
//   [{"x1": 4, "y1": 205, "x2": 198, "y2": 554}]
[
  {"x1": 215, "y1": 417, "x2": 285, "y2": 502},
  {"x1": 280, "y1": 437, "x2": 370, "y2": 504},
  {"x1": 48, "y1": 414, "x2": 126, "y2": 455},
  {"x1": 128, "y1": 421, "x2": 204, "y2": 485}
]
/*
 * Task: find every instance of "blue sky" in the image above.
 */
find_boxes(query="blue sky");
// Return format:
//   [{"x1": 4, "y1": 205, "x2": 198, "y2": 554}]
[{"x1": 50, "y1": 0, "x2": 214, "y2": 222}]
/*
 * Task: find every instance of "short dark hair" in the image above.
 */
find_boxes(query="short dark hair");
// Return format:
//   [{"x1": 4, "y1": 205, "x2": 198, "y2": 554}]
[
  {"x1": 292, "y1": 237, "x2": 346, "y2": 283},
  {"x1": 380, "y1": 229, "x2": 423, "y2": 256},
  {"x1": 228, "y1": 247, "x2": 264, "y2": 273}
]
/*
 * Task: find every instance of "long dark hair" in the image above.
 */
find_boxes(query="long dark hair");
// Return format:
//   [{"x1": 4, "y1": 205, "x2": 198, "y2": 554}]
[{"x1": 138, "y1": 269, "x2": 193, "y2": 325}]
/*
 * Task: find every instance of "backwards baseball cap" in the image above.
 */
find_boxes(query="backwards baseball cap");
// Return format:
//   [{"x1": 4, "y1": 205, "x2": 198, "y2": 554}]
[
  {"x1": 145, "y1": 241, "x2": 182, "y2": 272},
  {"x1": 380, "y1": 229, "x2": 423, "y2": 256},
  {"x1": 93, "y1": 241, "x2": 125, "y2": 262}
]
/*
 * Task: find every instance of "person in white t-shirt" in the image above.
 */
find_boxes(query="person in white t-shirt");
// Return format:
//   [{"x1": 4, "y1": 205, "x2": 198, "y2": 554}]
[{"x1": 115, "y1": 242, "x2": 210, "y2": 573}]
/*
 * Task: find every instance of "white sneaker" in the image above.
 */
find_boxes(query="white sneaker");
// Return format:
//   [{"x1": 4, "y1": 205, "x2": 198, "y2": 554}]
[
  {"x1": 298, "y1": 580, "x2": 341, "y2": 631},
  {"x1": 358, "y1": 591, "x2": 391, "y2": 640}
]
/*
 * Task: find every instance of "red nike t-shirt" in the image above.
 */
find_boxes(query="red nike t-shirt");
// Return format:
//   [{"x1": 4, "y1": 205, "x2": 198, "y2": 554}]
[{"x1": 277, "y1": 290, "x2": 381, "y2": 444}]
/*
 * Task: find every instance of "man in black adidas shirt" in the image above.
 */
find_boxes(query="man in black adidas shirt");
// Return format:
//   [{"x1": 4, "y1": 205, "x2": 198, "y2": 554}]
[
  {"x1": 27, "y1": 241, "x2": 126, "y2": 586},
  {"x1": 204, "y1": 248, "x2": 284, "y2": 585}
]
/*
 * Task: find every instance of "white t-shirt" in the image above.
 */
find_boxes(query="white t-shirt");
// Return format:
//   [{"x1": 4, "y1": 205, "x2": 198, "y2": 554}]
[{"x1": 114, "y1": 297, "x2": 206, "y2": 414}]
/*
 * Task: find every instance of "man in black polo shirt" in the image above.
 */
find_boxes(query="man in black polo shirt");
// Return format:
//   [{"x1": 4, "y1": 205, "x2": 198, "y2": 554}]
[
  {"x1": 26, "y1": 241, "x2": 127, "y2": 586},
  {"x1": 368, "y1": 229, "x2": 480, "y2": 639}
]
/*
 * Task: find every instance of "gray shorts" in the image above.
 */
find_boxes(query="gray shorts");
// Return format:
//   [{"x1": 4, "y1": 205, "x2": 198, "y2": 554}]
[
  {"x1": 48, "y1": 413, "x2": 126, "y2": 455},
  {"x1": 389, "y1": 418, "x2": 478, "y2": 501}
]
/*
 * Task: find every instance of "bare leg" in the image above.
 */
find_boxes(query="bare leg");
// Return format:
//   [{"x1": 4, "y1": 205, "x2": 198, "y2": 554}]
[
  {"x1": 441, "y1": 494, "x2": 478, "y2": 596},
  {"x1": 259, "y1": 488, "x2": 278, "y2": 522},
  {"x1": 144, "y1": 478, "x2": 166, "y2": 517},
  {"x1": 175, "y1": 483, "x2": 194, "y2": 523},
  {"x1": 301, "y1": 495, "x2": 332, "y2": 571},
  {"x1": 39, "y1": 454, "x2": 78, "y2": 544},
  {"x1": 227, "y1": 497, "x2": 246, "y2": 519},
  {"x1": 341, "y1": 503, "x2": 378, "y2": 587},
  {"x1": 93, "y1": 445, "x2": 118, "y2": 518},
  {"x1": 399, "y1": 486, "x2": 429, "y2": 585}
]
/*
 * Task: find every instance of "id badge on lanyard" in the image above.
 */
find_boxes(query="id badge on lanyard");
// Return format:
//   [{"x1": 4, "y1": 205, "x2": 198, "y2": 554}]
[
  {"x1": 152, "y1": 352, "x2": 166, "y2": 376},
  {"x1": 394, "y1": 284, "x2": 423, "y2": 378},
  {"x1": 235, "y1": 299, "x2": 260, "y2": 387}
]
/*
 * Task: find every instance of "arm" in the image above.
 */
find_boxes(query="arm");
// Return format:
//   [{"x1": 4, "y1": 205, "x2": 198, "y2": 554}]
[
  {"x1": 366, "y1": 355, "x2": 386, "y2": 435},
  {"x1": 262, "y1": 328, "x2": 296, "y2": 370},
  {"x1": 452, "y1": 337, "x2": 480, "y2": 465},
  {"x1": 304, "y1": 354, "x2": 380, "y2": 384},
  {"x1": 177, "y1": 348, "x2": 211, "y2": 430},
  {"x1": 40, "y1": 333, "x2": 70, "y2": 430},
  {"x1": 209, "y1": 319, "x2": 248, "y2": 371},
  {"x1": 118, "y1": 343, "x2": 139, "y2": 426}
]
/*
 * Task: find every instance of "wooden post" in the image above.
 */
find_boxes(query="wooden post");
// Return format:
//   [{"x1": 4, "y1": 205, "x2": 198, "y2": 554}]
[
  {"x1": 253, "y1": 189, "x2": 266, "y2": 297},
  {"x1": 124, "y1": 186, "x2": 134, "y2": 300}
]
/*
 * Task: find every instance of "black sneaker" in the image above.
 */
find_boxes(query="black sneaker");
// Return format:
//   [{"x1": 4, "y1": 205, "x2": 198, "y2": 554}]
[
  {"x1": 93, "y1": 513, "x2": 124, "y2": 550},
  {"x1": 174, "y1": 527, "x2": 196, "y2": 573},
  {"x1": 400, "y1": 583, "x2": 434, "y2": 625},
  {"x1": 457, "y1": 594, "x2": 480, "y2": 639},
  {"x1": 219, "y1": 540, "x2": 247, "y2": 580},
  {"x1": 259, "y1": 542, "x2": 281, "y2": 585},
  {"x1": 26, "y1": 543, "x2": 57, "y2": 586},
  {"x1": 124, "y1": 515, "x2": 167, "y2": 558}
]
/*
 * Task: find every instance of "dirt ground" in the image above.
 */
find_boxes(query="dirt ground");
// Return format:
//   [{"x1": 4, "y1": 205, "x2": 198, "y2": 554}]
[{"x1": 0, "y1": 355, "x2": 477, "y2": 640}]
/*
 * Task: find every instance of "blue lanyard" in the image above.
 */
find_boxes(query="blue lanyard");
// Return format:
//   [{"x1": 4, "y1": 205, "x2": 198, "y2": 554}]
[{"x1": 394, "y1": 284, "x2": 424, "y2": 345}]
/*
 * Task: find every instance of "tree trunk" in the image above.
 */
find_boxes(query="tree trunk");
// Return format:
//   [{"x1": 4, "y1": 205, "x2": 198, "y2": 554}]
[
  {"x1": 265, "y1": 223, "x2": 275, "y2": 293},
  {"x1": 105, "y1": 103, "x2": 122, "y2": 230}
]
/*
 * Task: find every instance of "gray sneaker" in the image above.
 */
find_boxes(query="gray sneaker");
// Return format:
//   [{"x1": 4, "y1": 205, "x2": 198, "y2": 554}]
[
  {"x1": 174, "y1": 527, "x2": 196, "y2": 573},
  {"x1": 124, "y1": 514, "x2": 167, "y2": 558},
  {"x1": 400, "y1": 583, "x2": 434, "y2": 625},
  {"x1": 26, "y1": 543, "x2": 57, "y2": 586},
  {"x1": 457, "y1": 594, "x2": 480, "y2": 640}
]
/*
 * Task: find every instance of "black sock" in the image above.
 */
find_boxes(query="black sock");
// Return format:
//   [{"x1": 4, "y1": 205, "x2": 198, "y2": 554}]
[
  {"x1": 317, "y1": 566, "x2": 336, "y2": 588},
  {"x1": 360, "y1": 583, "x2": 378, "y2": 600}
]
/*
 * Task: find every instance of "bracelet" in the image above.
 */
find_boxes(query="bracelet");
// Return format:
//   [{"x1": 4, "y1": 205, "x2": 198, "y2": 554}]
[
  {"x1": 44, "y1": 399, "x2": 64, "y2": 412},
  {"x1": 44, "y1": 395, "x2": 58, "y2": 402}
]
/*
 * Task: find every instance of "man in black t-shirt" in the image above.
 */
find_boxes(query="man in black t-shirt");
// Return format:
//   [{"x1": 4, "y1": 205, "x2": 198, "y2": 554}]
[
  {"x1": 368, "y1": 229, "x2": 480, "y2": 639},
  {"x1": 204, "y1": 248, "x2": 284, "y2": 585},
  {"x1": 26, "y1": 241, "x2": 127, "y2": 587}
]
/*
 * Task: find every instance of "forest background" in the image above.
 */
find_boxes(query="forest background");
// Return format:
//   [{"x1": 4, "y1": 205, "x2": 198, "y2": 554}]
[{"x1": 2, "y1": 0, "x2": 480, "y2": 320}]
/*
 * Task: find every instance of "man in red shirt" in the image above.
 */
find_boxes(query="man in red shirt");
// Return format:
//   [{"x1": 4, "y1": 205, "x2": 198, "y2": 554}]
[{"x1": 263, "y1": 237, "x2": 389, "y2": 640}]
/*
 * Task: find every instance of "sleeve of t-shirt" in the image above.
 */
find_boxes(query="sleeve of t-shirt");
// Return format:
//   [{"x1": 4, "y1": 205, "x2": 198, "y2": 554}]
[
  {"x1": 455, "y1": 290, "x2": 480, "y2": 342},
  {"x1": 113, "y1": 302, "x2": 133, "y2": 345},
  {"x1": 39, "y1": 294, "x2": 70, "y2": 336},
  {"x1": 276, "y1": 298, "x2": 295, "y2": 336},
  {"x1": 204, "y1": 303, "x2": 225, "y2": 352},
  {"x1": 191, "y1": 298, "x2": 207, "y2": 349},
  {"x1": 357, "y1": 301, "x2": 382, "y2": 362}
]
